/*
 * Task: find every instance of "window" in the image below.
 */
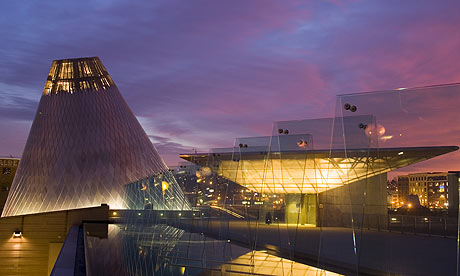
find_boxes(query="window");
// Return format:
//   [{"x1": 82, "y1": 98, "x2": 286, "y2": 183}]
[{"x1": 2, "y1": 167, "x2": 11, "y2": 175}]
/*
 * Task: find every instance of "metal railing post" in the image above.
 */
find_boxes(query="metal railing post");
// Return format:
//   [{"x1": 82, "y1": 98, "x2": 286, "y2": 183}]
[
  {"x1": 444, "y1": 217, "x2": 447, "y2": 237},
  {"x1": 428, "y1": 216, "x2": 431, "y2": 235},
  {"x1": 401, "y1": 215, "x2": 404, "y2": 234},
  {"x1": 388, "y1": 216, "x2": 391, "y2": 232}
]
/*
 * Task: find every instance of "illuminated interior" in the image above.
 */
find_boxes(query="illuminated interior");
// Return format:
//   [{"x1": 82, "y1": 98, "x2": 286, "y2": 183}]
[
  {"x1": 43, "y1": 57, "x2": 114, "y2": 95},
  {"x1": 181, "y1": 146, "x2": 457, "y2": 194}
]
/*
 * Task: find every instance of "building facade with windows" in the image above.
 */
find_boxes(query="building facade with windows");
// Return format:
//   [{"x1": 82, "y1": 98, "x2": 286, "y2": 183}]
[{"x1": 397, "y1": 171, "x2": 459, "y2": 210}]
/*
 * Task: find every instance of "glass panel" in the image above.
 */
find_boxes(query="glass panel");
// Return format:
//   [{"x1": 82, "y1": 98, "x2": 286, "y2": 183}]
[
  {"x1": 334, "y1": 84, "x2": 460, "y2": 275},
  {"x1": 76, "y1": 82, "x2": 460, "y2": 275},
  {"x1": 85, "y1": 223, "x2": 341, "y2": 275}
]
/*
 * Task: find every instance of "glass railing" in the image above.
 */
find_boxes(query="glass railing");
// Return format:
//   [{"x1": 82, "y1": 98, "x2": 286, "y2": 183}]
[{"x1": 175, "y1": 83, "x2": 460, "y2": 275}]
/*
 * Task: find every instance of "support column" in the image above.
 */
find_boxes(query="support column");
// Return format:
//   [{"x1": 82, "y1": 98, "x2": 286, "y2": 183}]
[{"x1": 285, "y1": 194, "x2": 316, "y2": 225}]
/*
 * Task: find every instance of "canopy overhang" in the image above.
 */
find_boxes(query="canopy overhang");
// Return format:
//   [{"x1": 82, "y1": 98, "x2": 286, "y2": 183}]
[{"x1": 180, "y1": 146, "x2": 458, "y2": 194}]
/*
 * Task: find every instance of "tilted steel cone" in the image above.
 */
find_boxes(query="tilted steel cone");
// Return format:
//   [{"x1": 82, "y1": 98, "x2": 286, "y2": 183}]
[{"x1": 2, "y1": 57, "x2": 189, "y2": 217}]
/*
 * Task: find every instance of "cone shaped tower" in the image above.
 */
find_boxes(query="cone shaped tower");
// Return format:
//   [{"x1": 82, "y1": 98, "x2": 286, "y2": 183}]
[{"x1": 2, "y1": 57, "x2": 189, "y2": 217}]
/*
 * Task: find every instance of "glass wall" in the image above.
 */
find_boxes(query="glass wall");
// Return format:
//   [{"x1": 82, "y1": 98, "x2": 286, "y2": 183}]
[{"x1": 85, "y1": 84, "x2": 460, "y2": 275}]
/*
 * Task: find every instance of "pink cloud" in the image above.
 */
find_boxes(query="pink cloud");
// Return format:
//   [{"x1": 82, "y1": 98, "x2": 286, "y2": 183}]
[{"x1": 1, "y1": 0, "x2": 460, "y2": 168}]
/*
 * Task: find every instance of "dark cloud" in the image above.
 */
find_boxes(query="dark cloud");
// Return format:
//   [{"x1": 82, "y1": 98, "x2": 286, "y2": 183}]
[
  {"x1": 148, "y1": 135, "x2": 200, "y2": 164},
  {"x1": 149, "y1": 135, "x2": 192, "y2": 154},
  {"x1": 0, "y1": 95, "x2": 38, "y2": 121}
]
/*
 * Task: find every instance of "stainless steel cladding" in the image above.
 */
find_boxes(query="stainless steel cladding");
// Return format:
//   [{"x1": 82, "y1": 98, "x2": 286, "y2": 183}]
[{"x1": 2, "y1": 57, "x2": 190, "y2": 217}]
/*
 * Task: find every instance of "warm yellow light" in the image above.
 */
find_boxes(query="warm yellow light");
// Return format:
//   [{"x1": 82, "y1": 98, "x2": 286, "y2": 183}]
[
  {"x1": 13, "y1": 231, "x2": 22, "y2": 238},
  {"x1": 112, "y1": 211, "x2": 118, "y2": 216},
  {"x1": 380, "y1": 135, "x2": 393, "y2": 140},
  {"x1": 162, "y1": 181, "x2": 169, "y2": 194},
  {"x1": 408, "y1": 203, "x2": 412, "y2": 208},
  {"x1": 226, "y1": 250, "x2": 341, "y2": 275},
  {"x1": 216, "y1": 154, "x2": 425, "y2": 194}
]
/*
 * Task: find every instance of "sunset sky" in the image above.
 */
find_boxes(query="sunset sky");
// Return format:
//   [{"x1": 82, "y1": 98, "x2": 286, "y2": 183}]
[{"x1": 1, "y1": 0, "x2": 460, "y2": 166}]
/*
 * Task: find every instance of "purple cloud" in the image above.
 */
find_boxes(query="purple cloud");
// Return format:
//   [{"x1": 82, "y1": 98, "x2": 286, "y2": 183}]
[{"x1": 1, "y1": 0, "x2": 460, "y2": 167}]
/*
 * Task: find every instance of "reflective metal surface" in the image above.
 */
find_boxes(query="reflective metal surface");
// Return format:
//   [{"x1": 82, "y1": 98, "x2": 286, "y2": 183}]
[{"x1": 2, "y1": 57, "x2": 189, "y2": 217}]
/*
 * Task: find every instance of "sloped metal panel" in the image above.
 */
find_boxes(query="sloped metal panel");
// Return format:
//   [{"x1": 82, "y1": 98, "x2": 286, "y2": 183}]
[{"x1": 2, "y1": 57, "x2": 189, "y2": 217}]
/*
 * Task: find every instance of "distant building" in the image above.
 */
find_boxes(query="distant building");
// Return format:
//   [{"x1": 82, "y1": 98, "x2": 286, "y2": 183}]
[
  {"x1": 387, "y1": 179, "x2": 398, "y2": 209},
  {"x1": 173, "y1": 161, "x2": 243, "y2": 206},
  {"x1": 397, "y1": 172, "x2": 459, "y2": 210},
  {"x1": 397, "y1": 175, "x2": 409, "y2": 206},
  {"x1": 0, "y1": 157, "x2": 19, "y2": 214}
]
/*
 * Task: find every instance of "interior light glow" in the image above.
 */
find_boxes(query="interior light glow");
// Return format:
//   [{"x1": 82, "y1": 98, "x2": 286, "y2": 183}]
[
  {"x1": 161, "y1": 181, "x2": 169, "y2": 194},
  {"x1": 380, "y1": 135, "x2": 393, "y2": 140},
  {"x1": 13, "y1": 231, "x2": 22, "y2": 238}
]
